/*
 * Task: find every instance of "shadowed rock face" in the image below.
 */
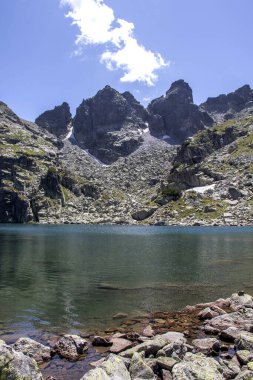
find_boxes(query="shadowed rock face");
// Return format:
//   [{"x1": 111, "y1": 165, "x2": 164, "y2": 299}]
[
  {"x1": 35, "y1": 102, "x2": 72, "y2": 138},
  {"x1": 148, "y1": 80, "x2": 213, "y2": 143},
  {"x1": 200, "y1": 85, "x2": 253, "y2": 122},
  {"x1": 73, "y1": 86, "x2": 148, "y2": 164}
]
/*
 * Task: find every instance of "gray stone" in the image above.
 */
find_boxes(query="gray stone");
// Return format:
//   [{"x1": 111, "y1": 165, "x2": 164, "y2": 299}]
[
  {"x1": 132, "y1": 208, "x2": 157, "y2": 221},
  {"x1": 236, "y1": 350, "x2": 253, "y2": 365},
  {"x1": 205, "y1": 309, "x2": 253, "y2": 333},
  {"x1": 220, "y1": 327, "x2": 241, "y2": 342},
  {"x1": 230, "y1": 293, "x2": 253, "y2": 310},
  {"x1": 234, "y1": 370, "x2": 253, "y2": 380},
  {"x1": 0, "y1": 341, "x2": 43, "y2": 379},
  {"x1": 13, "y1": 337, "x2": 52, "y2": 364},
  {"x1": 192, "y1": 338, "x2": 220, "y2": 354},
  {"x1": 172, "y1": 352, "x2": 224, "y2": 380},
  {"x1": 81, "y1": 354, "x2": 131, "y2": 380},
  {"x1": 120, "y1": 334, "x2": 171, "y2": 358},
  {"x1": 237, "y1": 332, "x2": 253, "y2": 351},
  {"x1": 129, "y1": 352, "x2": 156, "y2": 380}
]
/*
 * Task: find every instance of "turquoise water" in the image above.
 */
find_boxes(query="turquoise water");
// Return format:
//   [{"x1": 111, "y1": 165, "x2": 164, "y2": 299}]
[{"x1": 0, "y1": 225, "x2": 253, "y2": 337}]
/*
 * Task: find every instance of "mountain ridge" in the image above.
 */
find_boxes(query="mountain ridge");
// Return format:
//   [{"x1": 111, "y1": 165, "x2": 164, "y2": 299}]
[{"x1": 0, "y1": 80, "x2": 252, "y2": 225}]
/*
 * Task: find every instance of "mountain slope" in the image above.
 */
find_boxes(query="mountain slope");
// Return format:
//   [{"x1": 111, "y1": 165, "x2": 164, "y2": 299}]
[{"x1": 0, "y1": 81, "x2": 252, "y2": 225}]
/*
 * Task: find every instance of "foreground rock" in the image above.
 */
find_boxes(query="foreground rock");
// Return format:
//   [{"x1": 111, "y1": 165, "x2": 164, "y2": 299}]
[
  {"x1": 4, "y1": 291, "x2": 253, "y2": 380},
  {"x1": 120, "y1": 332, "x2": 185, "y2": 358},
  {"x1": 172, "y1": 352, "x2": 224, "y2": 380},
  {"x1": 54, "y1": 334, "x2": 88, "y2": 360},
  {"x1": 192, "y1": 338, "x2": 220, "y2": 354},
  {"x1": 80, "y1": 354, "x2": 131, "y2": 380},
  {"x1": 13, "y1": 337, "x2": 53, "y2": 364},
  {"x1": 0, "y1": 340, "x2": 43, "y2": 379},
  {"x1": 129, "y1": 352, "x2": 156, "y2": 380}
]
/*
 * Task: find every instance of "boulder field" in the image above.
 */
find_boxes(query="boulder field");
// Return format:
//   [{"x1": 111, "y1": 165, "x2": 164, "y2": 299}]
[{"x1": 1, "y1": 292, "x2": 253, "y2": 379}]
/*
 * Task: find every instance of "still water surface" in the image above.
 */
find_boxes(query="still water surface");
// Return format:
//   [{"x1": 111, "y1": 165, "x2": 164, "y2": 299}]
[{"x1": 0, "y1": 225, "x2": 253, "y2": 337}]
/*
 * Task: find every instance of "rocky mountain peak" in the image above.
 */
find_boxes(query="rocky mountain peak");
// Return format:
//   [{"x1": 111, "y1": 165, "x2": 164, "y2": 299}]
[
  {"x1": 148, "y1": 80, "x2": 213, "y2": 143},
  {"x1": 73, "y1": 86, "x2": 147, "y2": 164},
  {"x1": 165, "y1": 79, "x2": 193, "y2": 103},
  {"x1": 35, "y1": 102, "x2": 72, "y2": 138}
]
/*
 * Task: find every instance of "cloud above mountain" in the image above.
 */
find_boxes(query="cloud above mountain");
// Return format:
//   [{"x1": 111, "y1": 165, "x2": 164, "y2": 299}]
[{"x1": 60, "y1": 0, "x2": 168, "y2": 85}]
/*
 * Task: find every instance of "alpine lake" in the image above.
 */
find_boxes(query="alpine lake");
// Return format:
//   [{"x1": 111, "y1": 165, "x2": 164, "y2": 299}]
[{"x1": 0, "y1": 224, "x2": 253, "y2": 378}]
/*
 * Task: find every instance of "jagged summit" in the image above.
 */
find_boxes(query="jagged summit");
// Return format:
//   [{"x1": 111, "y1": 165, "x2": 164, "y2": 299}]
[
  {"x1": 33, "y1": 81, "x2": 253, "y2": 164},
  {"x1": 35, "y1": 102, "x2": 72, "y2": 138},
  {"x1": 200, "y1": 84, "x2": 253, "y2": 122},
  {"x1": 72, "y1": 86, "x2": 147, "y2": 164},
  {"x1": 1, "y1": 80, "x2": 253, "y2": 225},
  {"x1": 148, "y1": 80, "x2": 213, "y2": 143},
  {"x1": 165, "y1": 79, "x2": 193, "y2": 102}
]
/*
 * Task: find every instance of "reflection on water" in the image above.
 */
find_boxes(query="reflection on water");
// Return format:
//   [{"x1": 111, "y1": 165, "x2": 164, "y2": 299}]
[{"x1": 0, "y1": 225, "x2": 253, "y2": 336}]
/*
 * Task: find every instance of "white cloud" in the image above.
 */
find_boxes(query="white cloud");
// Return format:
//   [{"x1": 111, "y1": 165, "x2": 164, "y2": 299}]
[{"x1": 60, "y1": 0, "x2": 169, "y2": 85}]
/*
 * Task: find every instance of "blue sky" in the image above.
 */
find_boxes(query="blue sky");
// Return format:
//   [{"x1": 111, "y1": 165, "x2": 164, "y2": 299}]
[{"x1": 1, "y1": 0, "x2": 253, "y2": 121}]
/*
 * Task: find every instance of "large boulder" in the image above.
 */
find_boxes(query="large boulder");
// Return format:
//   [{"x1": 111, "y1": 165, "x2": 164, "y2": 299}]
[
  {"x1": 234, "y1": 369, "x2": 253, "y2": 380},
  {"x1": 121, "y1": 332, "x2": 184, "y2": 358},
  {"x1": 35, "y1": 102, "x2": 72, "y2": 138},
  {"x1": 236, "y1": 332, "x2": 253, "y2": 351},
  {"x1": 192, "y1": 338, "x2": 220, "y2": 355},
  {"x1": 172, "y1": 352, "x2": 224, "y2": 380},
  {"x1": 129, "y1": 352, "x2": 156, "y2": 380},
  {"x1": 80, "y1": 354, "x2": 131, "y2": 380},
  {"x1": 0, "y1": 341, "x2": 43, "y2": 379},
  {"x1": 13, "y1": 337, "x2": 53, "y2": 364},
  {"x1": 148, "y1": 80, "x2": 213, "y2": 143},
  {"x1": 204, "y1": 309, "x2": 253, "y2": 334},
  {"x1": 230, "y1": 292, "x2": 253, "y2": 310},
  {"x1": 54, "y1": 334, "x2": 88, "y2": 360},
  {"x1": 73, "y1": 86, "x2": 148, "y2": 164}
]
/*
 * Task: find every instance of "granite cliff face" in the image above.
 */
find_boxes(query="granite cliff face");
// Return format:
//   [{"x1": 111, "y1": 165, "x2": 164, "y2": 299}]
[
  {"x1": 148, "y1": 80, "x2": 213, "y2": 143},
  {"x1": 35, "y1": 102, "x2": 72, "y2": 138},
  {"x1": 1, "y1": 81, "x2": 253, "y2": 225},
  {"x1": 73, "y1": 86, "x2": 148, "y2": 164},
  {"x1": 200, "y1": 85, "x2": 253, "y2": 123}
]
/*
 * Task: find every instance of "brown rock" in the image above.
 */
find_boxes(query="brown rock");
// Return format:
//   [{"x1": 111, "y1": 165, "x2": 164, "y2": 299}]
[
  {"x1": 157, "y1": 357, "x2": 178, "y2": 371},
  {"x1": 109, "y1": 338, "x2": 133, "y2": 354},
  {"x1": 54, "y1": 334, "x2": 88, "y2": 361}
]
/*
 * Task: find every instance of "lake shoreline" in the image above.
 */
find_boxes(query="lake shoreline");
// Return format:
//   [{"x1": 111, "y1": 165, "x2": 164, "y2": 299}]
[{"x1": 1, "y1": 291, "x2": 253, "y2": 379}]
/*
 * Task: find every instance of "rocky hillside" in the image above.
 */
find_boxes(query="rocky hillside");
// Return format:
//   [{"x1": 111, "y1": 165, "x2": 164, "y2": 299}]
[{"x1": 0, "y1": 81, "x2": 252, "y2": 225}]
